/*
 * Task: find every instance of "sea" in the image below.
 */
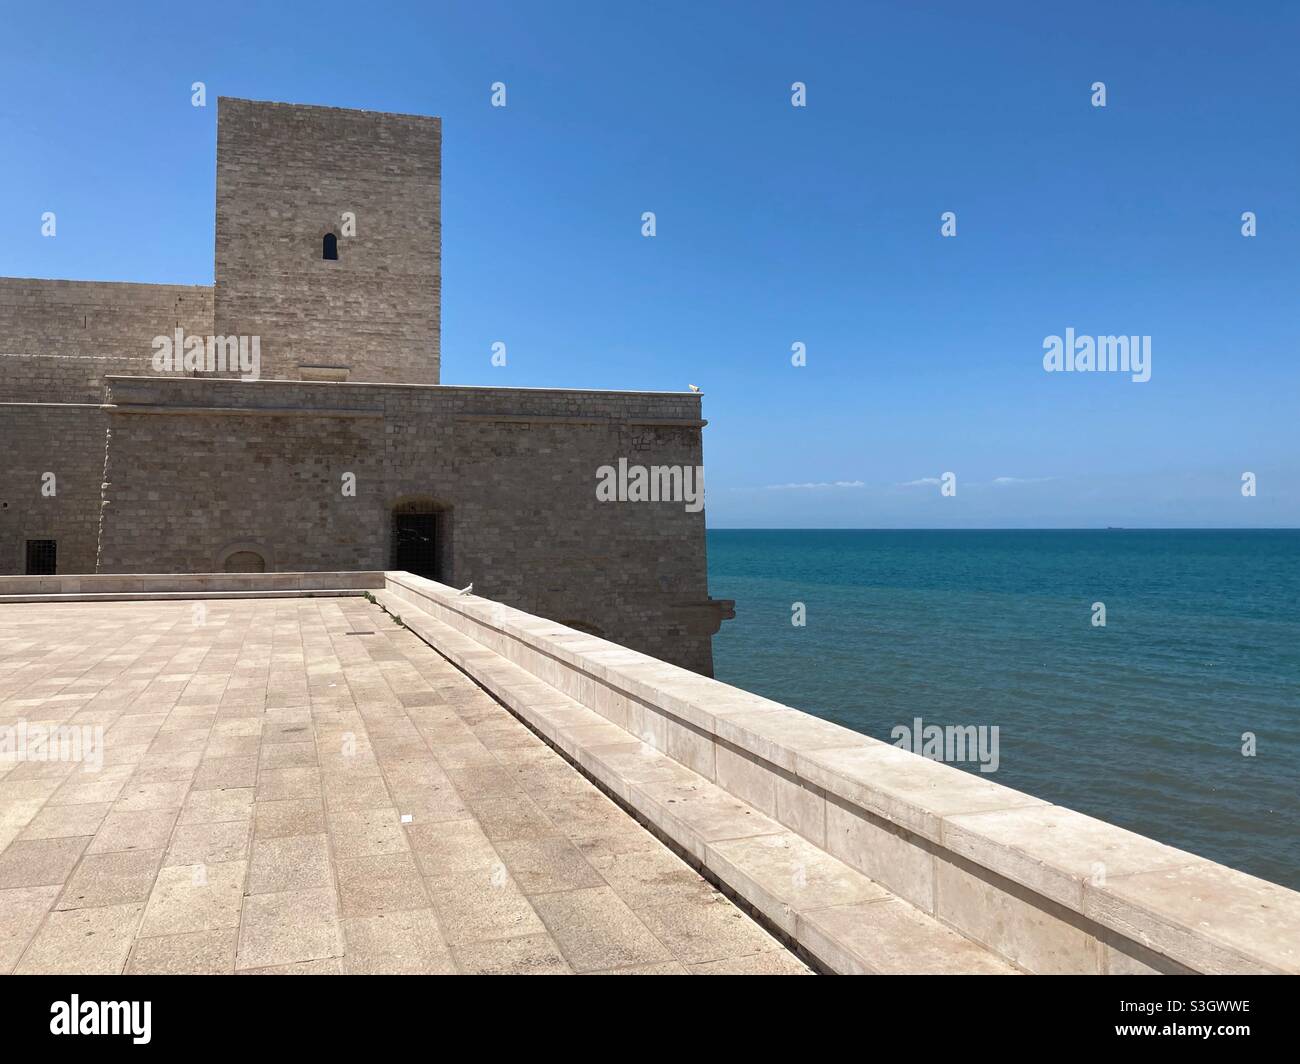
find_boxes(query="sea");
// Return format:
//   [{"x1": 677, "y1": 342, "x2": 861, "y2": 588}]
[{"x1": 708, "y1": 529, "x2": 1300, "y2": 890}]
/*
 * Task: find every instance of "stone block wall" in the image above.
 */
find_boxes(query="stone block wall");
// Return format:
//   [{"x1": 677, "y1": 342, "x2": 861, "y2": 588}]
[
  {"x1": 0, "y1": 405, "x2": 107, "y2": 575},
  {"x1": 95, "y1": 378, "x2": 719, "y2": 671},
  {"x1": 0, "y1": 279, "x2": 213, "y2": 402}
]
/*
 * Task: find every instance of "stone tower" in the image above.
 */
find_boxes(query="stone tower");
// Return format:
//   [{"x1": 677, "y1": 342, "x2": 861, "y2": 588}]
[{"x1": 214, "y1": 98, "x2": 441, "y2": 384}]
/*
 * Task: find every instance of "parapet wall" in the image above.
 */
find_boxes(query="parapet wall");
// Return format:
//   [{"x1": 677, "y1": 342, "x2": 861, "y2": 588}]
[
  {"x1": 382, "y1": 572, "x2": 1300, "y2": 975},
  {"x1": 0, "y1": 278, "x2": 214, "y2": 402},
  {"x1": 0, "y1": 571, "x2": 382, "y2": 601}
]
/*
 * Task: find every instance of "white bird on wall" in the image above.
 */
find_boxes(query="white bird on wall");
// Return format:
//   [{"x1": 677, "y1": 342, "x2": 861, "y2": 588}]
[
  {"x1": 457, "y1": 583, "x2": 473, "y2": 595},
  {"x1": 688, "y1": 384, "x2": 701, "y2": 393}
]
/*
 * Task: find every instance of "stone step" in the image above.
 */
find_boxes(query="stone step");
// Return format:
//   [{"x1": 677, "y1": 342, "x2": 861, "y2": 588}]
[
  {"x1": 374, "y1": 589, "x2": 1019, "y2": 975},
  {"x1": 0, "y1": 589, "x2": 370, "y2": 603}
]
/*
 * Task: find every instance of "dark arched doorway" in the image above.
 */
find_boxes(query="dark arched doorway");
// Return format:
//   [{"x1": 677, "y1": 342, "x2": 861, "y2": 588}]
[{"x1": 391, "y1": 498, "x2": 452, "y2": 583}]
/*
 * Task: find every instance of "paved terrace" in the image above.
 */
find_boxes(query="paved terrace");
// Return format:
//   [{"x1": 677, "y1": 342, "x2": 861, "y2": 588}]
[
  {"x1": 0, "y1": 597, "x2": 810, "y2": 974},
  {"x1": 4, "y1": 572, "x2": 1297, "y2": 975}
]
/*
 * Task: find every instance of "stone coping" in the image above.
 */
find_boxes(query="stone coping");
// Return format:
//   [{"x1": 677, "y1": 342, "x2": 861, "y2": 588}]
[
  {"x1": 0, "y1": 590, "x2": 372, "y2": 603},
  {"x1": 382, "y1": 571, "x2": 1300, "y2": 975},
  {"x1": 0, "y1": 572, "x2": 384, "y2": 598},
  {"x1": 104, "y1": 375, "x2": 703, "y2": 398},
  {"x1": 218, "y1": 95, "x2": 438, "y2": 123},
  {"x1": 106, "y1": 404, "x2": 386, "y2": 419},
  {"x1": 0, "y1": 277, "x2": 211, "y2": 294}
]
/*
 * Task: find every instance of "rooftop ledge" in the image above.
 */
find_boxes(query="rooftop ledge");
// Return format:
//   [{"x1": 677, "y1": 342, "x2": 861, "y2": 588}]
[
  {"x1": 102, "y1": 375, "x2": 704, "y2": 398},
  {"x1": 377, "y1": 572, "x2": 1300, "y2": 975},
  {"x1": 3, "y1": 569, "x2": 1296, "y2": 975}
]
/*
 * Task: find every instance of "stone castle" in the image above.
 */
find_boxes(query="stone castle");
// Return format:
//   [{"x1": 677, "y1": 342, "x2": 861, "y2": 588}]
[{"x1": 0, "y1": 98, "x2": 732, "y2": 674}]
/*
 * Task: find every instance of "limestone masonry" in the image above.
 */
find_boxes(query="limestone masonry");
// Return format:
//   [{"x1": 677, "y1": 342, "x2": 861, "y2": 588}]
[{"x1": 0, "y1": 98, "x2": 732, "y2": 674}]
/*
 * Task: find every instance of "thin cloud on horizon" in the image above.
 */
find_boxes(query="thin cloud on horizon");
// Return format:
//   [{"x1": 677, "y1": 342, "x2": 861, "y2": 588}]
[{"x1": 762, "y1": 480, "x2": 866, "y2": 491}]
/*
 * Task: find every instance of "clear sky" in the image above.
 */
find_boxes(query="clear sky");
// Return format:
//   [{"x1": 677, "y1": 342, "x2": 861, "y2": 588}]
[{"x1": 2, "y1": 1, "x2": 1296, "y2": 527}]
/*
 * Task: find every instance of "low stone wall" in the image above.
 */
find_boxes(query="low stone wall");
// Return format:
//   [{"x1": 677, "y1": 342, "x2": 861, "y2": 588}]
[
  {"x1": 383, "y1": 571, "x2": 1300, "y2": 975},
  {"x1": 0, "y1": 571, "x2": 383, "y2": 600}
]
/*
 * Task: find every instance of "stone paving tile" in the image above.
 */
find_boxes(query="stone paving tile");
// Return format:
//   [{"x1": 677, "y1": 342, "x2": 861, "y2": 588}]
[
  {"x1": 113, "y1": 779, "x2": 190, "y2": 812},
  {"x1": 0, "y1": 884, "x2": 61, "y2": 973},
  {"x1": 191, "y1": 754, "x2": 257, "y2": 785},
  {"x1": 442, "y1": 763, "x2": 519, "y2": 799},
  {"x1": 259, "y1": 741, "x2": 318, "y2": 770},
  {"x1": 138, "y1": 860, "x2": 247, "y2": 937},
  {"x1": 19, "y1": 801, "x2": 112, "y2": 840},
  {"x1": 636, "y1": 892, "x2": 788, "y2": 966},
  {"x1": 57, "y1": 848, "x2": 164, "y2": 910},
  {"x1": 126, "y1": 928, "x2": 238, "y2": 974},
  {"x1": 15, "y1": 903, "x2": 145, "y2": 974},
  {"x1": 178, "y1": 786, "x2": 254, "y2": 825},
  {"x1": 133, "y1": 758, "x2": 202, "y2": 787},
  {"x1": 337, "y1": 852, "x2": 430, "y2": 917},
  {"x1": 0, "y1": 598, "x2": 809, "y2": 976},
  {"x1": 239, "y1": 958, "x2": 345, "y2": 975},
  {"x1": 328, "y1": 806, "x2": 409, "y2": 859},
  {"x1": 532, "y1": 885, "x2": 674, "y2": 973},
  {"x1": 533, "y1": 788, "x2": 649, "y2": 840},
  {"x1": 47, "y1": 766, "x2": 134, "y2": 806},
  {"x1": 0, "y1": 836, "x2": 89, "y2": 888},
  {"x1": 204, "y1": 736, "x2": 259, "y2": 759},
  {"x1": 248, "y1": 833, "x2": 332, "y2": 894},
  {"x1": 253, "y1": 797, "x2": 326, "y2": 839},
  {"x1": 236, "y1": 887, "x2": 344, "y2": 971},
  {"x1": 255, "y1": 766, "x2": 322, "y2": 801},
  {"x1": 576, "y1": 833, "x2": 717, "y2": 910},
  {"x1": 606, "y1": 960, "x2": 692, "y2": 974},
  {"x1": 690, "y1": 951, "x2": 815, "y2": 975},
  {"x1": 321, "y1": 772, "x2": 391, "y2": 811},
  {"x1": 467, "y1": 793, "x2": 561, "y2": 842},
  {"x1": 408, "y1": 817, "x2": 501, "y2": 887},
  {"x1": 87, "y1": 809, "x2": 177, "y2": 854},
  {"x1": 427, "y1": 868, "x2": 548, "y2": 946},
  {"x1": 341, "y1": 909, "x2": 456, "y2": 974},
  {"x1": 0, "y1": 780, "x2": 63, "y2": 822},
  {"x1": 452, "y1": 931, "x2": 573, "y2": 975},
  {"x1": 496, "y1": 836, "x2": 606, "y2": 895},
  {"x1": 165, "y1": 821, "x2": 252, "y2": 867}
]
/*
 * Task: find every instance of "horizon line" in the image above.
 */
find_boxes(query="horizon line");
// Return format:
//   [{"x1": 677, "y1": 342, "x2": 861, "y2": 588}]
[{"x1": 704, "y1": 526, "x2": 1300, "y2": 532}]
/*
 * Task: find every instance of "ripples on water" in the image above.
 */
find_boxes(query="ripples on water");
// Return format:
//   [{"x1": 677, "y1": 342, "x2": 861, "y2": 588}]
[{"x1": 708, "y1": 529, "x2": 1300, "y2": 890}]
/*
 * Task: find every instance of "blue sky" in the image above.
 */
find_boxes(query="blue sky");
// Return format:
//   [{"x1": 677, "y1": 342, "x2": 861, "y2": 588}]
[{"x1": 2, "y1": 1, "x2": 1296, "y2": 527}]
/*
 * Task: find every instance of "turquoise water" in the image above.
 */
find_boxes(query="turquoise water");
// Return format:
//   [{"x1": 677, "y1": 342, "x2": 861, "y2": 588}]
[{"x1": 708, "y1": 530, "x2": 1300, "y2": 890}]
